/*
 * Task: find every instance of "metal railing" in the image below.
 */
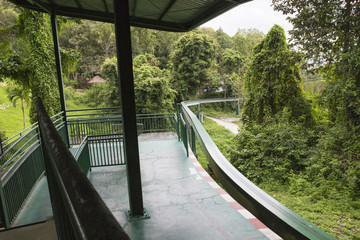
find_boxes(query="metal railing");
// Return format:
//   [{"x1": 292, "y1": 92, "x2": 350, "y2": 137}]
[
  {"x1": 88, "y1": 134, "x2": 124, "y2": 167},
  {"x1": 36, "y1": 97, "x2": 129, "y2": 239},
  {"x1": 178, "y1": 98, "x2": 336, "y2": 240},
  {"x1": 0, "y1": 112, "x2": 67, "y2": 229},
  {"x1": 67, "y1": 108, "x2": 175, "y2": 145}
]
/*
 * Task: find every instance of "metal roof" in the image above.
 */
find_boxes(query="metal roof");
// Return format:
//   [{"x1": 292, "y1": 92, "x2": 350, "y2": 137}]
[{"x1": 8, "y1": 0, "x2": 251, "y2": 32}]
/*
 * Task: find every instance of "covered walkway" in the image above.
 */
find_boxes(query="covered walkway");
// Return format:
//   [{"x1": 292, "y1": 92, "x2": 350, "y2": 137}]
[{"x1": 8, "y1": 135, "x2": 279, "y2": 240}]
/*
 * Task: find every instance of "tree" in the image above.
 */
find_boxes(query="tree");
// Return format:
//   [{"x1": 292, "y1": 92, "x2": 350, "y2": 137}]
[
  {"x1": 219, "y1": 49, "x2": 244, "y2": 97},
  {"x1": 233, "y1": 28, "x2": 264, "y2": 58},
  {"x1": 7, "y1": 83, "x2": 30, "y2": 129},
  {"x1": 170, "y1": 32, "x2": 216, "y2": 102},
  {"x1": 272, "y1": 0, "x2": 360, "y2": 129},
  {"x1": 100, "y1": 57, "x2": 119, "y2": 107},
  {"x1": 242, "y1": 25, "x2": 313, "y2": 125},
  {"x1": 133, "y1": 54, "x2": 176, "y2": 113}
]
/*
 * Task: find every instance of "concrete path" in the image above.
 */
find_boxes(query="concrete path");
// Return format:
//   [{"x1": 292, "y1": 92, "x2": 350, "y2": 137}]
[{"x1": 207, "y1": 117, "x2": 240, "y2": 135}]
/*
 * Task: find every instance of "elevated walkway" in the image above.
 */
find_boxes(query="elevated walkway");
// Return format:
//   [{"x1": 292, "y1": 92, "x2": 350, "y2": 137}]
[{"x1": 3, "y1": 134, "x2": 280, "y2": 239}]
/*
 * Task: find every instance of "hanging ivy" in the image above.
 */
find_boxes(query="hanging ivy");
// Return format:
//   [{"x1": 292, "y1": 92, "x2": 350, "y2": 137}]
[{"x1": 18, "y1": 9, "x2": 61, "y2": 122}]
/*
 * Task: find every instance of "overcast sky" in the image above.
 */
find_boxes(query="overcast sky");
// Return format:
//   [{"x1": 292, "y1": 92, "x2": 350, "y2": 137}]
[{"x1": 201, "y1": 0, "x2": 292, "y2": 37}]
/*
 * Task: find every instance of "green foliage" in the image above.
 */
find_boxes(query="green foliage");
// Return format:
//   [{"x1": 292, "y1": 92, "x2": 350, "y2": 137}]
[
  {"x1": 18, "y1": 10, "x2": 61, "y2": 122},
  {"x1": 230, "y1": 111, "x2": 315, "y2": 183},
  {"x1": 307, "y1": 125, "x2": 360, "y2": 197},
  {"x1": 6, "y1": 81, "x2": 30, "y2": 129},
  {"x1": 0, "y1": 83, "x2": 30, "y2": 138},
  {"x1": 133, "y1": 54, "x2": 176, "y2": 113},
  {"x1": 233, "y1": 28, "x2": 264, "y2": 58},
  {"x1": 100, "y1": 57, "x2": 119, "y2": 107},
  {"x1": 85, "y1": 83, "x2": 109, "y2": 108},
  {"x1": 273, "y1": 0, "x2": 360, "y2": 130},
  {"x1": 170, "y1": 32, "x2": 216, "y2": 102},
  {"x1": 242, "y1": 25, "x2": 313, "y2": 126}
]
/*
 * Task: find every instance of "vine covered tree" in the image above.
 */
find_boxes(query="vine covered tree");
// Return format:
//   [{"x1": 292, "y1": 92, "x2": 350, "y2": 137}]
[
  {"x1": 242, "y1": 24, "x2": 312, "y2": 125},
  {"x1": 18, "y1": 10, "x2": 61, "y2": 122},
  {"x1": 170, "y1": 32, "x2": 216, "y2": 102},
  {"x1": 231, "y1": 25, "x2": 314, "y2": 184}
]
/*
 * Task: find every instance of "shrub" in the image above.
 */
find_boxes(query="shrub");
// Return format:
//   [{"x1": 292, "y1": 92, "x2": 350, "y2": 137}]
[{"x1": 230, "y1": 111, "x2": 316, "y2": 184}]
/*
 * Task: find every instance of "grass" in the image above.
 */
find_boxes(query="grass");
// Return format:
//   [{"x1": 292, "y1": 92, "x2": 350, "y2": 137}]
[
  {"x1": 0, "y1": 83, "x2": 91, "y2": 140},
  {"x1": 0, "y1": 83, "x2": 31, "y2": 139},
  {"x1": 195, "y1": 116, "x2": 236, "y2": 171},
  {"x1": 259, "y1": 184, "x2": 360, "y2": 239},
  {"x1": 198, "y1": 102, "x2": 240, "y2": 118}
]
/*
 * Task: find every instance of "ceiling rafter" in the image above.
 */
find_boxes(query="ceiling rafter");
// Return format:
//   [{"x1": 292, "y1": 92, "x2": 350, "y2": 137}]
[
  {"x1": 158, "y1": 0, "x2": 177, "y2": 20},
  {"x1": 102, "y1": 0, "x2": 108, "y2": 12},
  {"x1": 132, "y1": 0, "x2": 138, "y2": 16}
]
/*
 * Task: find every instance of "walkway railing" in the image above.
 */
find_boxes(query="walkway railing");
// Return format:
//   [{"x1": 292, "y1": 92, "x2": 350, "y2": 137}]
[
  {"x1": 0, "y1": 112, "x2": 67, "y2": 228},
  {"x1": 36, "y1": 97, "x2": 129, "y2": 239},
  {"x1": 178, "y1": 98, "x2": 336, "y2": 240},
  {"x1": 0, "y1": 107, "x2": 174, "y2": 229},
  {"x1": 67, "y1": 108, "x2": 175, "y2": 145}
]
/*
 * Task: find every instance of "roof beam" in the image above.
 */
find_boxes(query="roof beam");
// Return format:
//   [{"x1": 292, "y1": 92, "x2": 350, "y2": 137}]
[
  {"x1": 158, "y1": 0, "x2": 177, "y2": 20},
  {"x1": 74, "y1": 0, "x2": 83, "y2": 9},
  {"x1": 102, "y1": 0, "x2": 108, "y2": 12},
  {"x1": 132, "y1": 0, "x2": 137, "y2": 16}
]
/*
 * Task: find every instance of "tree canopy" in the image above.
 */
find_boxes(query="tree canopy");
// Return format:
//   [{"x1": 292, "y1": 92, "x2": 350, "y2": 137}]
[
  {"x1": 170, "y1": 32, "x2": 216, "y2": 102},
  {"x1": 242, "y1": 24, "x2": 312, "y2": 125},
  {"x1": 272, "y1": 0, "x2": 360, "y2": 129}
]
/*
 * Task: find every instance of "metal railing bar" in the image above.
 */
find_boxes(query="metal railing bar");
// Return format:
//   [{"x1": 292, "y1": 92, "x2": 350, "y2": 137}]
[
  {"x1": 0, "y1": 136, "x2": 40, "y2": 172},
  {"x1": 0, "y1": 142, "x2": 41, "y2": 183}
]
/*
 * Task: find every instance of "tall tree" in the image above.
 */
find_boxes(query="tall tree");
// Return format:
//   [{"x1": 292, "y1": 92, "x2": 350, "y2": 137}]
[
  {"x1": 272, "y1": 0, "x2": 360, "y2": 129},
  {"x1": 242, "y1": 25, "x2": 312, "y2": 125},
  {"x1": 170, "y1": 32, "x2": 216, "y2": 102}
]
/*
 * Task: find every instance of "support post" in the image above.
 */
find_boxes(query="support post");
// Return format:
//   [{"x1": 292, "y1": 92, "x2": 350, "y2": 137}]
[
  {"x1": 113, "y1": 0, "x2": 146, "y2": 219},
  {"x1": 50, "y1": 13, "x2": 70, "y2": 147},
  {"x1": 197, "y1": 104, "x2": 200, "y2": 120},
  {"x1": 236, "y1": 101, "x2": 240, "y2": 116}
]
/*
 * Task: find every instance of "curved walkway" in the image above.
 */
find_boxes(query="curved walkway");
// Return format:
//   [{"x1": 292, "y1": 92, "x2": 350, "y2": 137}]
[{"x1": 207, "y1": 117, "x2": 240, "y2": 134}]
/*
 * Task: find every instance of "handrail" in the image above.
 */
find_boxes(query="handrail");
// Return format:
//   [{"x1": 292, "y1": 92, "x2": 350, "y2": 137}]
[
  {"x1": 36, "y1": 97, "x2": 129, "y2": 240},
  {"x1": 180, "y1": 98, "x2": 336, "y2": 240}
]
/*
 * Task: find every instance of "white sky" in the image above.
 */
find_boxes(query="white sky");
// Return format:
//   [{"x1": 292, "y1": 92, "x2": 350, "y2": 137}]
[{"x1": 201, "y1": 0, "x2": 292, "y2": 37}]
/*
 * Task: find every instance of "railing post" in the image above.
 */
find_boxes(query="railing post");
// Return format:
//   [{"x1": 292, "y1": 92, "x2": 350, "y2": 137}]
[
  {"x1": 190, "y1": 126, "x2": 196, "y2": 156},
  {"x1": 197, "y1": 104, "x2": 201, "y2": 120},
  {"x1": 176, "y1": 104, "x2": 181, "y2": 141},
  {"x1": 236, "y1": 101, "x2": 240, "y2": 116},
  {"x1": 0, "y1": 178, "x2": 10, "y2": 229}
]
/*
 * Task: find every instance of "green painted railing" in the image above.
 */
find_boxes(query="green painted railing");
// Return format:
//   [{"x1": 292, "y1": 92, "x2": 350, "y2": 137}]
[
  {"x1": 67, "y1": 108, "x2": 175, "y2": 145},
  {"x1": 36, "y1": 98, "x2": 129, "y2": 240},
  {"x1": 0, "y1": 112, "x2": 67, "y2": 229},
  {"x1": 73, "y1": 137, "x2": 91, "y2": 174},
  {"x1": 88, "y1": 134, "x2": 124, "y2": 167},
  {"x1": 178, "y1": 98, "x2": 336, "y2": 240}
]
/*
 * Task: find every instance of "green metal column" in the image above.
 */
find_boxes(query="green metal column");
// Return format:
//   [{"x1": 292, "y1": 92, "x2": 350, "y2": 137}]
[
  {"x1": 113, "y1": 0, "x2": 145, "y2": 218},
  {"x1": 50, "y1": 13, "x2": 70, "y2": 147},
  {"x1": 236, "y1": 101, "x2": 240, "y2": 116},
  {"x1": 0, "y1": 178, "x2": 10, "y2": 229},
  {"x1": 197, "y1": 104, "x2": 200, "y2": 120}
]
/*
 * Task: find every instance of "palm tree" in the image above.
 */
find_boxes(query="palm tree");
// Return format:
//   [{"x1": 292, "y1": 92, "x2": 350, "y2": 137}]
[{"x1": 7, "y1": 85, "x2": 30, "y2": 129}]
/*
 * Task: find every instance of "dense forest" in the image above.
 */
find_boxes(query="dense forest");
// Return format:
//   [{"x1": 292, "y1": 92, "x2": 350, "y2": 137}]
[{"x1": 1, "y1": 0, "x2": 360, "y2": 238}]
